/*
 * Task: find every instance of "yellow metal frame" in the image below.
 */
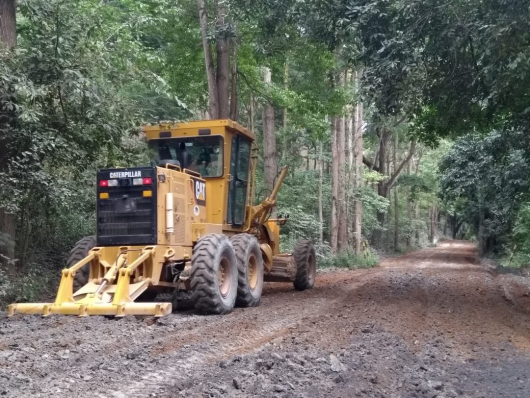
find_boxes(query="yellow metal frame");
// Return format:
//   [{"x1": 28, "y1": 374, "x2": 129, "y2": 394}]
[
  {"x1": 9, "y1": 119, "x2": 291, "y2": 318},
  {"x1": 142, "y1": 119, "x2": 256, "y2": 142},
  {"x1": 8, "y1": 246, "x2": 173, "y2": 317},
  {"x1": 144, "y1": 119, "x2": 257, "y2": 228}
]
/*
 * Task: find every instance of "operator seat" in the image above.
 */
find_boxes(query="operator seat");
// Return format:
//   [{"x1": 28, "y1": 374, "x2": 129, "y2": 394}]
[{"x1": 158, "y1": 159, "x2": 181, "y2": 168}]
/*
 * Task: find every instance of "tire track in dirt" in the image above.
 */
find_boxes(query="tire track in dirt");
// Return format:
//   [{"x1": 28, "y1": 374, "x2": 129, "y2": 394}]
[
  {"x1": 115, "y1": 272, "x2": 383, "y2": 397},
  {"x1": 3, "y1": 240, "x2": 530, "y2": 398}
]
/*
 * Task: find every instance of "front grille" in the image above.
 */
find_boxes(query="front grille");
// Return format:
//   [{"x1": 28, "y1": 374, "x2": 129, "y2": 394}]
[{"x1": 96, "y1": 167, "x2": 157, "y2": 246}]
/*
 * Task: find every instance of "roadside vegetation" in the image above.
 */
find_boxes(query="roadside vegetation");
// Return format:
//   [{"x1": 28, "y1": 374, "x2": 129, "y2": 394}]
[
  {"x1": 319, "y1": 248, "x2": 379, "y2": 270},
  {"x1": 1, "y1": 0, "x2": 530, "y2": 304}
]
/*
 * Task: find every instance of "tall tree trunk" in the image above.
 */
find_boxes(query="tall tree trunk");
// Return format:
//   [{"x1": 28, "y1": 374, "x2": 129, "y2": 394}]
[
  {"x1": 0, "y1": 0, "x2": 16, "y2": 48},
  {"x1": 352, "y1": 70, "x2": 363, "y2": 254},
  {"x1": 197, "y1": 0, "x2": 219, "y2": 118},
  {"x1": 215, "y1": 0, "x2": 230, "y2": 119},
  {"x1": 262, "y1": 67, "x2": 277, "y2": 191},
  {"x1": 428, "y1": 207, "x2": 432, "y2": 243},
  {"x1": 0, "y1": 0, "x2": 17, "y2": 273},
  {"x1": 478, "y1": 187, "x2": 485, "y2": 255},
  {"x1": 229, "y1": 39, "x2": 238, "y2": 120},
  {"x1": 279, "y1": 59, "x2": 289, "y2": 166},
  {"x1": 429, "y1": 205, "x2": 438, "y2": 245},
  {"x1": 372, "y1": 129, "x2": 389, "y2": 247},
  {"x1": 415, "y1": 204, "x2": 421, "y2": 244},
  {"x1": 344, "y1": 131, "x2": 351, "y2": 246},
  {"x1": 412, "y1": 150, "x2": 423, "y2": 246},
  {"x1": 394, "y1": 132, "x2": 399, "y2": 251},
  {"x1": 18, "y1": 205, "x2": 31, "y2": 268},
  {"x1": 369, "y1": 131, "x2": 416, "y2": 250},
  {"x1": 337, "y1": 109, "x2": 347, "y2": 251},
  {"x1": 453, "y1": 219, "x2": 463, "y2": 240},
  {"x1": 0, "y1": 3, "x2": 14, "y2": 48},
  {"x1": 345, "y1": 71, "x2": 352, "y2": 169},
  {"x1": 283, "y1": 58, "x2": 289, "y2": 130},
  {"x1": 249, "y1": 93, "x2": 255, "y2": 132},
  {"x1": 344, "y1": 72, "x2": 352, "y2": 247},
  {"x1": 406, "y1": 157, "x2": 413, "y2": 250},
  {"x1": 330, "y1": 115, "x2": 339, "y2": 255},
  {"x1": 318, "y1": 141, "x2": 323, "y2": 245}
]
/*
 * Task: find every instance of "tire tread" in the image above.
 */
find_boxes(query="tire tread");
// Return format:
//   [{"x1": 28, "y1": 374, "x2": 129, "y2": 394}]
[
  {"x1": 191, "y1": 234, "x2": 237, "y2": 314},
  {"x1": 68, "y1": 236, "x2": 96, "y2": 292},
  {"x1": 293, "y1": 240, "x2": 316, "y2": 291},
  {"x1": 231, "y1": 234, "x2": 264, "y2": 307}
]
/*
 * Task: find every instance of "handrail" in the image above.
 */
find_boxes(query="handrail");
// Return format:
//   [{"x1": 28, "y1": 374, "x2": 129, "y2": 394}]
[
  {"x1": 183, "y1": 168, "x2": 202, "y2": 178},
  {"x1": 163, "y1": 163, "x2": 182, "y2": 172}
]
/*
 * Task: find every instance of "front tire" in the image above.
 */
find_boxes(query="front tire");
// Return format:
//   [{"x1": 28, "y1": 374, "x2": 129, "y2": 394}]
[
  {"x1": 293, "y1": 240, "x2": 316, "y2": 291},
  {"x1": 68, "y1": 236, "x2": 96, "y2": 292},
  {"x1": 191, "y1": 234, "x2": 238, "y2": 314},
  {"x1": 231, "y1": 234, "x2": 264, "y2": 307}
]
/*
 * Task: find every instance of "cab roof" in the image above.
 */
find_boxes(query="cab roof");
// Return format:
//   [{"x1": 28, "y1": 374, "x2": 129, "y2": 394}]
[{"x1": 142, "y1": 119, "x2": 256, "y2": 142}]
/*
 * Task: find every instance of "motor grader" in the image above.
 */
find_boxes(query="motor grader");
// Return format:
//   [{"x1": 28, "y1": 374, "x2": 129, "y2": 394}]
[{"x1": 9, "y1": 120, "x2": 316, "y2": 317}]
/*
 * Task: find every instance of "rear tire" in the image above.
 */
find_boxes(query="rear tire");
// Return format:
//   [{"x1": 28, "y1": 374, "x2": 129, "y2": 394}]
[
  {"x1": 293, "y1": 240, "x2": 316, "y2": 291},
  {"x1": 231, "y1": 234, "x2": 264, "y2": 307},
  {"x1": 68, "y1": 236, "x2": 97, "y2": 292},
  {"x1": 173, "y1": 290, "x2": 195, "y2": 311},
  {"x1": 191, "y1": 234, "x2": 238, "y2": 314}
]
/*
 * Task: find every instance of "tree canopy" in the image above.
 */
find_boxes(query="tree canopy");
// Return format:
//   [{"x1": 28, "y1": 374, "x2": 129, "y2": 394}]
[{"x1": 2, "y1": 0, "x2": 530, "y2": 303}]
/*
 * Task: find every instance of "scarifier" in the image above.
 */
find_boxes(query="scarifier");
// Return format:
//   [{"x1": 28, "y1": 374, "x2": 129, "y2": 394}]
[{"x1": 9, "y1": 120, "x2": 316, "y2": 317}]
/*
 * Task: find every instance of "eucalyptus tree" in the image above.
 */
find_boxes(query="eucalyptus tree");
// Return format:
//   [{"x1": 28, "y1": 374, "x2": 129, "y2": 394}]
[{"x1": 0, "y1": 0, "x2": 17, "y2": 271}]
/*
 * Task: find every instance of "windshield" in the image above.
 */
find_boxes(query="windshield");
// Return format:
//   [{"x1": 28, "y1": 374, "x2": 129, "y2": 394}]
[{"x1": 148, "y1": 136, "x2": 224, "y2": 177}]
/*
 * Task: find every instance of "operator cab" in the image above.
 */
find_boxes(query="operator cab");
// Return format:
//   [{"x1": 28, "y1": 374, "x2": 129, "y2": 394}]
[{"x1": 143, "y1": 120, "x2": 255, "y2": 228}]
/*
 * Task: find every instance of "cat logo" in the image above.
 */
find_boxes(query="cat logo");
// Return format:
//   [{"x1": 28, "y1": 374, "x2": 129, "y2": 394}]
[
  {"x1": 109, "y1": 170, "x2": 141, "y2": 179},
  {"x1": 191, "y1": 177, "x2": 206, "y2": 206}
]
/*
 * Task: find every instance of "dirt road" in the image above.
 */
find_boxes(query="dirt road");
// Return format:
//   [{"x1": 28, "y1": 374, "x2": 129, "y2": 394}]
[{"x1": 2, "y1": 240, "x2": 530, "y2": 397}]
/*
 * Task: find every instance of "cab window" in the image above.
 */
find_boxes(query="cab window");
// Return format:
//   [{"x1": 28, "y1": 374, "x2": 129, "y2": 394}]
[
  {"x1": 148, "y1": 136, "x2": 224, "y2": 177},
  {"x1": 227, "y1": 136, "x2": 251, "y2": 225}
]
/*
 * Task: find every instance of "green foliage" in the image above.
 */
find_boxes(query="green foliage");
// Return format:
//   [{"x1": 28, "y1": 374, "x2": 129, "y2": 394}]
[
  {"x1": 500, "y1": 204, "x2": 530, "y2": 268},
  {"x1": 0, "y1": 0, "x2": 189, "y2": 272},
  {"x1": 360, "y1": 186, "x2": 389, "y2": 236},
  {"x1": 234, "y1": 0, "x2": 530, "y2": 258},
  {"x1": 319, "y1": 248, "x2": 379, "y2": 269},
  {"x1": 397, "y1": 174, "x2": 430, "y2": 202},
  {"x1": 284, "y1": 0, "x2": 530, "y2": 150},
  {"x1": 2, "y1": 0, "x2": 498, "y2": 309},
  {"x1": 439, "y1": 131, "x2": 530, "y2": 252},
  {"x1": 277, "y1": 169, "x2": 329, "y2": 250},
  {"x1": 0, "y1": 266, "x2": 59, "y2": 305}
]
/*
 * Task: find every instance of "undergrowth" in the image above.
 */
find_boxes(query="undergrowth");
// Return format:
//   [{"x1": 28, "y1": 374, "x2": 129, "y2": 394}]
[
  {"x1": 0, "y1": 265, "x2": 59, "y2": 308},
  {"x1": 318, "y1": 248, "x2": 379, "y2": 269},
  {"x1": 498, "y1": 253, "x2": 530, "y2": 269}
]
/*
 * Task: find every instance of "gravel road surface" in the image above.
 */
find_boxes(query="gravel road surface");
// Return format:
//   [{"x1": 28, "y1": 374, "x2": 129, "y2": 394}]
[{"x1": 2, "y1": 240, "x2": 530, "y2": 397}]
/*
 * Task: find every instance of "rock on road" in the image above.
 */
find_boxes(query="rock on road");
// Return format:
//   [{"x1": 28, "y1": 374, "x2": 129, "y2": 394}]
[{"x1": 2, "y1": 240, "x2": 530, "y2": 397}]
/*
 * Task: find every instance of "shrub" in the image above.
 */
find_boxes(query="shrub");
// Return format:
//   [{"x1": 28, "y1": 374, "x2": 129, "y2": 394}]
[{"x1": 318, "y1": 248, "x2": 379, "y2": 269}]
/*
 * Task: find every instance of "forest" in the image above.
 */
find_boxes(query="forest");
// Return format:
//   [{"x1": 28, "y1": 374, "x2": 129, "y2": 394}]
[{"x1": 1, "y1": 0, "x2": 529, "y2": 304}]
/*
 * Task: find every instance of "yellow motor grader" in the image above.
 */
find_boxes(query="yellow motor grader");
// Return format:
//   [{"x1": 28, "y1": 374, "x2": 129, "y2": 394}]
[{"x1": 9, "y1": 120, "x2": 316, "y2": 317}]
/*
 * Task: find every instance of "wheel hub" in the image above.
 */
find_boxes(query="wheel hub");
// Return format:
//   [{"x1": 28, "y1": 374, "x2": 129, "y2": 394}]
[
  {"x1": 217, "y1": 257, "x2": 232, "y2": 298},
  {"x1": 248, "y1": 254, "x2": 258, "y2": 291},
  {"x1": 308, "y1": 254, "x2": 316, "y2": 283}
]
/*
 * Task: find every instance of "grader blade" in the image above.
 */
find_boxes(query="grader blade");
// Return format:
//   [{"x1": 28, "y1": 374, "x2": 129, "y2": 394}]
[
  {"x1": 8, "y1": 247, "x2": 173, "y2": 317},
  {"x1": 8, "y1": 302, "x2": 172, "y2": 317}
]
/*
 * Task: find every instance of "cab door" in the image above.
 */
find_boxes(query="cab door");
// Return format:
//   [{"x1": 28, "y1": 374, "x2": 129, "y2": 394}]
[{"x1": 227, "y1": 135, "x2": 251, "y2": 225}]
